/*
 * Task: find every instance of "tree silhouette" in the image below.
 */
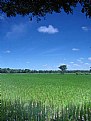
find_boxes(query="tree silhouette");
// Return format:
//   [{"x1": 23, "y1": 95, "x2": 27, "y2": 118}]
[
  {"x1": 90, "y1": 67, "x2": 91, "y2": 72},
  {"x1": 0, "y1": 0, "x2": 91, "y2": 21},
  {"x1": 58, "y1": 65, "x2": 67, "y2": 74}
]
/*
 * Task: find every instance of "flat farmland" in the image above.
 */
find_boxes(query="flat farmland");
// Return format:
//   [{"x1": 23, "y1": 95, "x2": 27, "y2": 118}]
[{"x1": 1, "y1": 74, "x2": 91, "y2": 120}]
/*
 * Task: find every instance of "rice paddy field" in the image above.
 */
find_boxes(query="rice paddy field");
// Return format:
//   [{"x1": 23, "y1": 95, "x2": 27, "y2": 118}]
[{"x1": 1, "y1": 74, "x2": 91, "y2": 121}]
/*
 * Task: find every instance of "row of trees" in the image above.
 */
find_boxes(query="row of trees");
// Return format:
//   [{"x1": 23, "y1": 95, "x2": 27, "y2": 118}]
[
  {"x1": 58, "y1": 65, "x2": 91, "y2": 74},
  {"x1": 0, "y1": 67, "x2": 90, "y2": 74},
  {"x1": 0, "y1": 68, "x2": 59, "y2": 73}
]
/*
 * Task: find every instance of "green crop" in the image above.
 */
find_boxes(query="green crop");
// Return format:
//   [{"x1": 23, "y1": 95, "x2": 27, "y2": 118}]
[{"x1": 1, "y1": 74, "x2": 91, "y2": 120}]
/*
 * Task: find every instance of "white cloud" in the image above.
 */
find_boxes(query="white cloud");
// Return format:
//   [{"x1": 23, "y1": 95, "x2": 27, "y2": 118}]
[
  {"x1": 38, "y1": 25, "x2": 59, "y2": 34},
  {"x1": 67, "y1": 64, "x2": 71, "y2": 67},
  {"x1": 43, "y1": 64, "x2": 48, "y2": 67},
  {"x1": 73, "y1": 64, "x2": 80, "y2": 67},
  {"x1": 26, "y1": 61, "x2": 30, "y2": 64},
  {"x1": 72, "y1": 48, "x2": 80, "y2": 51},
  {"x1": 70, "y1": 62, "x2": 74, "y2": 64},
  {"x1": 80, "y1": 58, "x2": 84, "y2": 60},
  {"x1": 77, "y1": 59, "x2": 83, "y2": 63},
  {"x1": 6, "y1": 23, "x2": 26, "y2": 38},
  {"x1": 88, "y1": 57, "x2": 91, "y2": 61},
  {"x1": 84, "y1": 63, "x2": 89, "y2": 65},
  {"x1": 81, "y1": 26, "x2": 91, "y2": 31},
  {"x1": 42, "y1": 64, "x2": 53, "y2": 70},
  {"x1": 4, "y1": 50, "x2": 11, "y2": 54}
]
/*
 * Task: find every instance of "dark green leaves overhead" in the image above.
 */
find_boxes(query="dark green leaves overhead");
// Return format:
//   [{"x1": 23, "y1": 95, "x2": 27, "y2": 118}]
[{"x1": 0, "y1": 0, "x2": 91, "y2": 20}]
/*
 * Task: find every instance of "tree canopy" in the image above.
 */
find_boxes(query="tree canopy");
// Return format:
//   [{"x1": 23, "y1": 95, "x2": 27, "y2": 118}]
[
  {"x1": 58, "y1": 65, "x2": 67, "y2": 74},
  {"x1": 90, "y1": 67, "x2": 91, "y2": 72},
  {"x1": 0, "y1": 0, "x2": 91, "y2": 21}
]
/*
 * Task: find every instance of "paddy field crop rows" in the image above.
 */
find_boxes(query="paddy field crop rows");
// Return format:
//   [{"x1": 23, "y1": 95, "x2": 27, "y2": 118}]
[{"x1": 1, "y1": 74, "x2": 91, "y2": 120}]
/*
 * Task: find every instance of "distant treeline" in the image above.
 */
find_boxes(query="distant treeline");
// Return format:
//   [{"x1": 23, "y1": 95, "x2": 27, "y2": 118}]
[{"x1": 0, "y1": 68, "x2": 90, "y2": 74}]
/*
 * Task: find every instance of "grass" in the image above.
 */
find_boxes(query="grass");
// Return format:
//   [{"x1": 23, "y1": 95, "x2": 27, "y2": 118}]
[{"x1": 1, "y1": 73, "x2": 91, "y2": 120}]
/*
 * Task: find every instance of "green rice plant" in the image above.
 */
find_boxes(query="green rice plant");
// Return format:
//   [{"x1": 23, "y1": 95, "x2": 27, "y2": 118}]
[
  {"x1": 1, "y1": 74, "x2": 91, "y2": 120},
  {"x1": 1, "y1": 99, "x2": 91, "y2": 121}
]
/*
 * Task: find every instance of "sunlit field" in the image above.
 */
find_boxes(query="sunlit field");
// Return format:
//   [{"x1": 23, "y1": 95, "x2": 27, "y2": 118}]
[{"x1": 1, "y1": 74, "x2": 91, "y2": 120}]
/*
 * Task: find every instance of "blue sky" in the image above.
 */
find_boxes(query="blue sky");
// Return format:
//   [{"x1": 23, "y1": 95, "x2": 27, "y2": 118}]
[{"x1": 0, "y1": 7, "x2": 91, "y2": 70}]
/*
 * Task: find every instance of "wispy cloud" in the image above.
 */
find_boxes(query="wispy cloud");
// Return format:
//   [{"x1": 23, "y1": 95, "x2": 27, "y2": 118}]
[
  {"x1": 72, "y1": 48, "x2": 80, "y2": 51},
  {"x1": 58, "y1": 63, "x2": 68, "y2": 67},
  {"x1": 88, "y1": 57, "x2": 91, "y2": 61},
  {"x1": 42, "y1": 48, "x2": 60, "y2": 55},
  {"x1": 80, "y1": 57, "x2": 84, "y2": 60},
  {"x1": 77, "y1": 59, "x2": 83, "y2": 63},
  {"x1": 73, "y1": 64, "x2": 80, "y2": 67},
  {"x1": 6, "y1": 23, "x2": 27, "y2": 38},
  {"x1": 42, "y1": 64, "x2": 48, "y2": 67},
  {"x1": 84, "y1": 63, "x2": 89, "y2": 65},
  {"x1": 4, "y1": 50, "x2": 11, "y2": 54},
  {"x1": 38, "y1": 25, "x2": 59, "y2": 34},
  {"x1": 70, "y1": 62, "x2": 74, "y2": 64},
  {"x1": 42, "y1": 64, "x2": 53, "y2": 70},
  {"x1": 26, "y1": 61, "x2": 30, "y2": 64},
  {"x1": 81, "y1": 26, "x2": 91, "y2": 31}
]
